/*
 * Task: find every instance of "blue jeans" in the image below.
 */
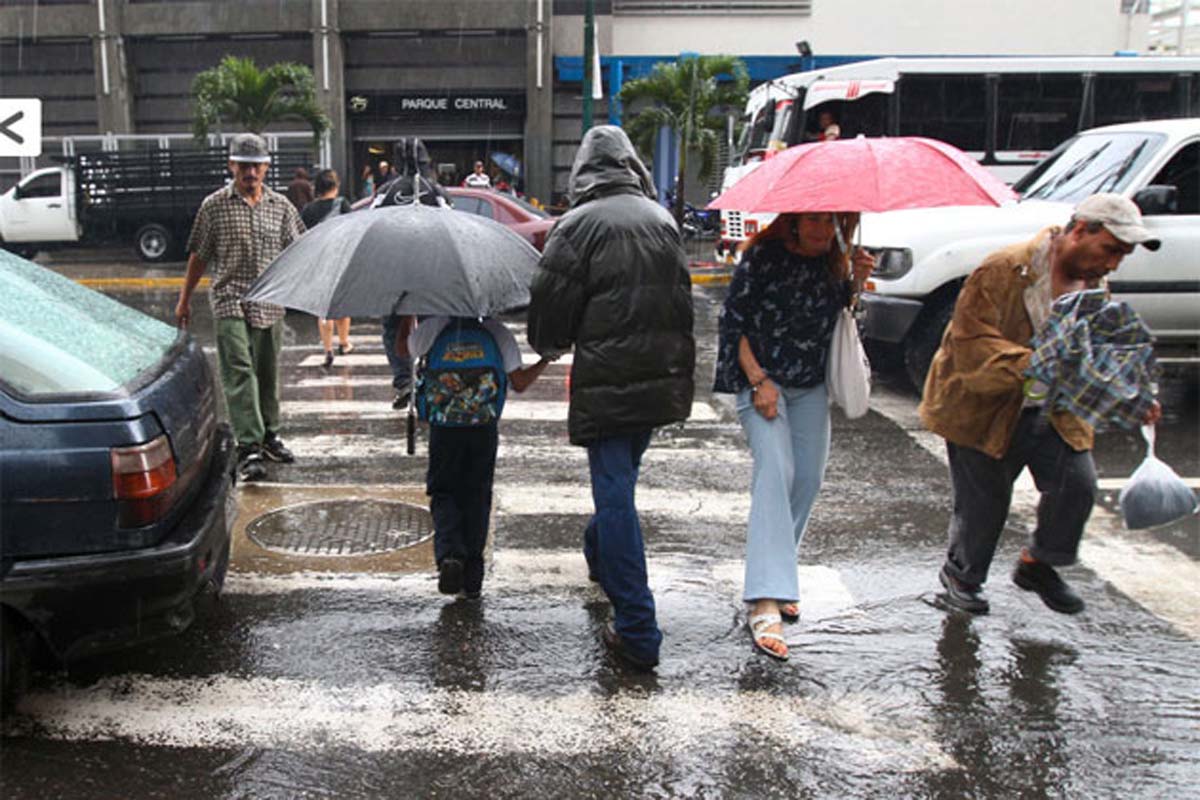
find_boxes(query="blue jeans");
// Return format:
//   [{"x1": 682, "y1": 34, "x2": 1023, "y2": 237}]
[
  {"x1": 381, "y1": 315, "x2": 412, "y2": 392},
  {"x1": 584, "y1": 431, "x2": 661, "y2": 660},
  {"x1": 736, "y1": 384, "x2": 830, "y2": 603}
]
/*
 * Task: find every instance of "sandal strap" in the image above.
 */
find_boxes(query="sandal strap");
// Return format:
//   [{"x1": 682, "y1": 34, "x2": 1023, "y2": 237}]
[
  {"x1": 748, "y1": 613, "x2": 782, "y2": 629},
  {"x1": 752, "y1": 631, "x2": 787, "y2": 643}
]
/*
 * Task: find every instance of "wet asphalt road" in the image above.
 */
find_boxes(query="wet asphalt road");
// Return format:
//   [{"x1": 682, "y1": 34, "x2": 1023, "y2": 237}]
[{"x1": 1, "y1": 249, "x2": 1198, "y2": 799}]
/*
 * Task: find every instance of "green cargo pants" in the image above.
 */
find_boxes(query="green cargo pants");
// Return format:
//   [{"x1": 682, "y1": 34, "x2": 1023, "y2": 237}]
[{"x1": 216, "y1": 317, "x2": 282, "y2": 448}]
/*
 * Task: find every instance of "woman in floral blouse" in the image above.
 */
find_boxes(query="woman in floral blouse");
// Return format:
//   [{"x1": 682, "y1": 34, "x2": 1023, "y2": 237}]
[{"x1": 715, "y1": 212, "x2": 875, "y2": 661}]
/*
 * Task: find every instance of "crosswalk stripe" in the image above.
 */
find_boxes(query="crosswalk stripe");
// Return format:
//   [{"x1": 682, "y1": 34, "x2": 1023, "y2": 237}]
[
  {"x1": 223, "y1": 555, "x2": 854, "y2": 621},
  {"x1": 291, "y1": 376, "x2": 396, "y2": 388},
  {"x1": 1095, "y1": 476, "x2": 1200, "y2": 490},
  {"x1": 283, "y1": 435, "x2": 750, "y2": 466},
  {"x1": 497, "y1": 482, "x2": 748, "y2": 522},
  {"x1": 296, "y1": 352, "x2": 574, "y2": 369},
  {"x1": 281, "y1": 400, "x2": 719, "y2": 422},
  {"x1": 7, "y1": 675, "x2": 954, "y2": 770}
]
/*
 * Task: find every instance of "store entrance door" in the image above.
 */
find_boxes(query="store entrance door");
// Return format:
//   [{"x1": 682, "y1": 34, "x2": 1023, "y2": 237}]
[{"x1": 352, "y1": 138, "x2": 524, "y2": 199}]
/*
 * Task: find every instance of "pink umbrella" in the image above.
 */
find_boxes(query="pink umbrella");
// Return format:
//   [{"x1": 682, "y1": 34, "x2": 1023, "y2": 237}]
[{"x1": 708, "y1": 136, "x2": 1016, "y2": 213}]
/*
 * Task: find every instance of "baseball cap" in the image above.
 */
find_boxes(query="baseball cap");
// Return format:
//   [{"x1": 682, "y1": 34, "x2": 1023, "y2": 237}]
[
  {"x1": 1072, "y1": 193, "x2": 1160, "y2": 251},
  {"x1": 229, "y1": 133, "x2": 271, "y2": 164}
]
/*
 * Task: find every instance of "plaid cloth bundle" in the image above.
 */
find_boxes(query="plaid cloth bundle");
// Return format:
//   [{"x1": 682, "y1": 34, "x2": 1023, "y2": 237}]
[{"x1": 1025, "y1": 288, "x2": 1159, "y2": 430}]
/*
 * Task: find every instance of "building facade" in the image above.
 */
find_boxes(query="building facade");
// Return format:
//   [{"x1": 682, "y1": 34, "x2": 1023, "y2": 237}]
[{"x1": 0, "y1": 0, "x2": 1155, "y2": 205}]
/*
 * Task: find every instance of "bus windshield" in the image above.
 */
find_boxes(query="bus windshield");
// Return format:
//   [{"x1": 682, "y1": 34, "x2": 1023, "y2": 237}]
[
  {"x1": 1015, "y1": 131, "x2": 1166, "y2": 203},
  {"x1": 735, "y1": 98, "x2": 795, "y2": 162}
]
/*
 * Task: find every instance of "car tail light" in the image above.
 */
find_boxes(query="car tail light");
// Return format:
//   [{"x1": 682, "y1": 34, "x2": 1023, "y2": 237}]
[{"x1": 111, "y1": 435, "x2": 178, "y2": 528}]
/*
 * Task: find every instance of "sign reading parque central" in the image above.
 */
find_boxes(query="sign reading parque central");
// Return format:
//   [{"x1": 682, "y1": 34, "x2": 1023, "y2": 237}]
[{"x1": 349, "y1": 93, "x2": 526, "y2": 116}]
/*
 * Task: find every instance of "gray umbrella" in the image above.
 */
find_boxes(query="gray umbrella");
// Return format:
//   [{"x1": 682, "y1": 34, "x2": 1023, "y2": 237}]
[{"x1": 244, "y1": 204, "x2": 540, "y2": 318}]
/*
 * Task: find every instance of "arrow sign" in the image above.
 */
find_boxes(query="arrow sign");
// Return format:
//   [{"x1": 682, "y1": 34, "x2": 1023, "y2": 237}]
[{"x1": 0, "y1": 99, "x2": 42, "y2": 157}]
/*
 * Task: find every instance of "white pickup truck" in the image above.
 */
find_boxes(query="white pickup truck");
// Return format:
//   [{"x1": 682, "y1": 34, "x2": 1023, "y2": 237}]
[{"x1": 858, "y1": 118, "x2": 1200, "y2": 390}]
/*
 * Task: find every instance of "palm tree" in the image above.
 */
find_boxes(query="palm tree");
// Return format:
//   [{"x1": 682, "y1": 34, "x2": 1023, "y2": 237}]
[
  {"x1": 620, "y1": 54, "x2": 749, "y2": 225},
  {"x1": 191, "y1": 56, "x2": 330, "y2": 149}
]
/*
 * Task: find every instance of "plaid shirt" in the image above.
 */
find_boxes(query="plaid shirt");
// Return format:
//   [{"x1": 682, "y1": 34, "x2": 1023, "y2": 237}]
[
  {"x1": 187, "y1": 184, "x2": 306, "y2": 327},
  {"x1": 1026, "y1": 288, "x2": 1159, "y2": 430}
]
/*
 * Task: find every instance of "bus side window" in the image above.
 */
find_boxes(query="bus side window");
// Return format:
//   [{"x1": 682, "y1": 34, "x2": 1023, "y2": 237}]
[
  {"x1": 897, "y1": 75, "x2": 987, "y2": 153},
  {"x1": 1147, "y1": 142, "x2": 1200, "y2": 215},
  {"x1": 997, "y1": 74, "x2": 1084, "y2": 153},
  {"x1": 1094, "y1": 74, "x2": 1189, "y2": 128}
]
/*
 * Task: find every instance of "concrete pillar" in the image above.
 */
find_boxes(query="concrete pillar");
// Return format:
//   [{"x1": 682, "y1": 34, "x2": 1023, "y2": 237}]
[
  {"x1": 524, "y1": 0, "x2": 555, "y2": 207},
  {"x1": 311, "y1": 0, "x2": 349, "y2": 184},
  {"x1": 93, "y1": 0, "x2": 135, "y2": 135}
]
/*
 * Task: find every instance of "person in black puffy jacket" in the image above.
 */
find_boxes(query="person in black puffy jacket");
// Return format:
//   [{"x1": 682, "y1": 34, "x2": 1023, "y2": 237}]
[{"x1": 527, "y1": 125, "x2": 695, "y2": 670}]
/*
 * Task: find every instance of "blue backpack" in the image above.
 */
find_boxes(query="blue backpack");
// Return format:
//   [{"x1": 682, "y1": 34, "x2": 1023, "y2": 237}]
[{"x1": 416, "y1": 319, "x2": 508, "y2": 426}]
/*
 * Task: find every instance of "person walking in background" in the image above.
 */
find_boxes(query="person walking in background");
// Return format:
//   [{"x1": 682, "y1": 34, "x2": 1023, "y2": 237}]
[
  {"x1": 463, "y1": 160, "x2": 491, "y2": 188},
  {"x1": 374, "y1": 139, "x2": 453, "y2": 409},
  {"x1": 714, "y1": 212, "x2": 874, "y2": 661},
  {"x1": 175, "y1": 133, "x2": 305, "y2": 482},
  {"x1": 285, "y1": 167, "x2": 315, "y2": 212},
  {"x1": 921, "y1": 194, "x2": 1162, "y2": 617},
  {"x1": 360, "y1": 163, "x2": 375, "y2": 200},
  {"x1": 527, "y1": 125, "x2": 695, "y2": 671},
  {"x1": 301, "y1": 169, "x2": 355, "y2": 369},
  {"x1": 405, "y1": 316, "x2": 553, "y2": 599}
]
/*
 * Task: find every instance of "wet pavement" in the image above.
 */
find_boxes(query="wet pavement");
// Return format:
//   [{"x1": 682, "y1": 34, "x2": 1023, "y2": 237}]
[{"x1": 2, "y1": 249, "x2": 1198, "y2": 798}]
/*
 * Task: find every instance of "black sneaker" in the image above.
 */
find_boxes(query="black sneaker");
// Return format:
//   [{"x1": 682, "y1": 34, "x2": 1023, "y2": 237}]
[
  {"x1": 1012, "y1": 559, "x2": 1085, "y2": 614},
  {"x1": 236, "y1": 444, "x2": 268, "y2": 483},
  {"x1": 438, "y1": 558, "x2": 464, "y2": 595},
  {"x1": 938, "y1": 564, "x2": 990, "y2": 614},
  {"x1": 261, "y1": 433, "x2": 295, "y2": 464},
  {"x1": 392, "y1": 387, "x2": 412, "y2": 410},
  {"x1": 323, "y1": 350, "x2": 334, "y2": 369}
]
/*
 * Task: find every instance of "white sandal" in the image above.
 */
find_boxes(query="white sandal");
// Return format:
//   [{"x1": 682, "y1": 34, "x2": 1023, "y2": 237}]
[{"x1": 748, "y1": 612, "x2": 789, "y2": 661}]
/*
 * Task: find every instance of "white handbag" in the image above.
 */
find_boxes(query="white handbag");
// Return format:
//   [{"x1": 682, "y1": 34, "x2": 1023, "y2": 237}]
[{"x1": 826, "y1": 308, "x2": 871, "y2": 418}]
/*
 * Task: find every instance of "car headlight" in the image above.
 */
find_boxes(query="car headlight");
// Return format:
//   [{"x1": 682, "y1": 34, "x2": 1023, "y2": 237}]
[{"x1": 865, "y1": 247, "x2": 913, "y2": 280}]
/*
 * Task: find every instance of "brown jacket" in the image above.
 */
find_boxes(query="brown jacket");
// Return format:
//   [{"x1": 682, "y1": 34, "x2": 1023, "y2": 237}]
[{"x1": 918, "y1": 229, "x2": 1094, "y2": 459}]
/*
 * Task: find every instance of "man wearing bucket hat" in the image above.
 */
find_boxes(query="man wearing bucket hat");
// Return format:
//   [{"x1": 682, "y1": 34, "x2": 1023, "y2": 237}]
[
  {"x1": 919, "y1": 193, "x2": 1163, "y2": 617},
  {"x1": 175, "y1": 133, "x2": 306, "y2": 482}
]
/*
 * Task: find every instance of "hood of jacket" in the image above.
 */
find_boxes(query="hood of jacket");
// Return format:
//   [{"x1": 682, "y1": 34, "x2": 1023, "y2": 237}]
[{"x1": 568, "y1": 125, "x2": 657, "y2": 209}]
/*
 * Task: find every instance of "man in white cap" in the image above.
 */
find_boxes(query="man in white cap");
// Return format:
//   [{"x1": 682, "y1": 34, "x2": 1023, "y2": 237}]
[
  {"x1": 919, "y1": 193, "x2": 1163, "y2": 616},
  {"x1": 175, "y1": 133, "x2": 306, "y2": 482}
]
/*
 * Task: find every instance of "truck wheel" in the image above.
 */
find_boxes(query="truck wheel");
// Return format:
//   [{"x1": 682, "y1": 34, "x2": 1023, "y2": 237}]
[
  {"x1": 0, "y1": 612, "x2": 31, "y2": 718},
  {"x1": 2, "y1": 242, "x2": 37, "y2": 260},
  {"x1": 135, "y1": 223, "x2": 174, "y2": 263},
  {"x1": 904, "y1": 299, "x2": 955, "y2": 395}
]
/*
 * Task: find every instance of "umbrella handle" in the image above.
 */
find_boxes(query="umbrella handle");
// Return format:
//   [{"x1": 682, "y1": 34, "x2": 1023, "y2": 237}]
[{"x1": 406, "y1": 352, "x2": 418, "y2": 456}]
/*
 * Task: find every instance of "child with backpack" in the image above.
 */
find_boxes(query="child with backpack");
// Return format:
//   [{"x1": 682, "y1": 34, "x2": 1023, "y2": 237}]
[{"x1": 405, "y1": 316, "x2": 554, "y2": 598}]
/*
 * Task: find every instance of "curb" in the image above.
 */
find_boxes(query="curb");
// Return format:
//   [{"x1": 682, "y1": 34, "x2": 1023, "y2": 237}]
[{"x1": 688, "y1": 260, "x2": 733, "y2": 286}]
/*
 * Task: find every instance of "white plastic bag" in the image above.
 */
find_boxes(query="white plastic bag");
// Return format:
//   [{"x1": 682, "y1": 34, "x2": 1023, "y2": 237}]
[
  {"x1": 826, "y1": 308, "x2": 871, "y2": 419},
  {"x1": 1119, "y1": 425, "x2": 1199, "y2": 530}
]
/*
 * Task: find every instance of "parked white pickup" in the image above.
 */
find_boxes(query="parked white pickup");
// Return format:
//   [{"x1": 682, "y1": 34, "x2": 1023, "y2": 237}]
[{"x1": 858, "y1": 118, "x2": 1200, "y2": 390}]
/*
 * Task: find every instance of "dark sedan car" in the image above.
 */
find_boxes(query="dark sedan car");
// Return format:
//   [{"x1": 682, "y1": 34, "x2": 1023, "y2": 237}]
[{"x1": 0, "y1": 250, "x2": 235, "y2": 712}]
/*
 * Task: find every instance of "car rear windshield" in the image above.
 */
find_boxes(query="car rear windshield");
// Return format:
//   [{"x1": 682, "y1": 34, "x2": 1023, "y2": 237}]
[
  {"x1": 1015, "y1": 131, "x2": 1166, "y2": 203},
  {"x1": 0, "y1": 251, "x2": 179, "y2": 398}
]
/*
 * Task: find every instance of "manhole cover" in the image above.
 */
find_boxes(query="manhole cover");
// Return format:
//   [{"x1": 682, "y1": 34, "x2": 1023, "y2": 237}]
[{"x1": 246, "y1": 499, "x2": 433, "y2": 556}]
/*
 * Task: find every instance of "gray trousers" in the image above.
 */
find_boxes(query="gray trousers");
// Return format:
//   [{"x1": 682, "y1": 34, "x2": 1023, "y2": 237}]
[{"x1": 944, "y1": 409, "x2": 1097, "y2": 587}]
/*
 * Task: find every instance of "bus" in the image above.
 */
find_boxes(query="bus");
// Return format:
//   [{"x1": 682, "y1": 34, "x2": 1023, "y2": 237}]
[{"x1": 717, "y1": 55, "x2": 1200, "y2": 258}]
